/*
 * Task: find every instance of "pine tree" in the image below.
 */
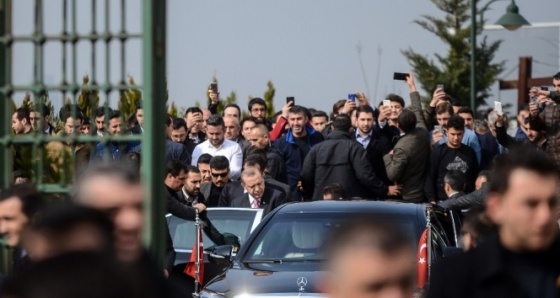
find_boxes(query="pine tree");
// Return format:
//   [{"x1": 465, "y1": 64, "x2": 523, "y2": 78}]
[
  {"x1": 401, "y1": 0, "x2": 504, "y2": 111},
  {"x1": 77, "y1": 75, "x2": 100, "y2": 119},
  {"x1": 263, "y1": 81, "x2": 276, "y2": 116}
]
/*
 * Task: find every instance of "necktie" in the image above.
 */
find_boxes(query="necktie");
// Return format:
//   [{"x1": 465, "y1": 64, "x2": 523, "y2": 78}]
[{"x1": 251, "y1": 199, "x2": 260, "y2": 209}]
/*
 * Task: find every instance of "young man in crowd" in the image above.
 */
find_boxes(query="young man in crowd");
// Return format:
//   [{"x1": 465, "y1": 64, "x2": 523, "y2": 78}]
[{"x1": 425, "y1": 115, "x2": 479, "y2": 203}]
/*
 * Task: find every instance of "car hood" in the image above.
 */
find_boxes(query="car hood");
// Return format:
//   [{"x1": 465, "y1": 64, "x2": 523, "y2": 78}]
[{"x1": 203, "y1": 263, "x2": 323, "y2": 296}]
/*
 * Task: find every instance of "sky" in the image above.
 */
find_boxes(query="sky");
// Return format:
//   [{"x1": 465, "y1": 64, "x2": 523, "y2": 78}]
[{"x1": 10, "y1": 0, "x2": 560, "y2": 116}]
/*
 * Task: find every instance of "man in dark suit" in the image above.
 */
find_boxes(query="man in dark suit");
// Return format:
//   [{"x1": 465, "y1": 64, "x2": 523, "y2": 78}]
[
  {"x1": 441, "y1": 170, "x2": 465, "y2": 204},
  {"x1": 428, "y1": 146, "x2": 560, "y2": 298},
  {"x1": 218, "y1": 153, "x2": 290, "y2": 207},
  {"x1": 231, "y1": 169, "x2": 287, "y2": 217},
  {"x1": 199, "y1": 156, "x2": 231, "y2": 207},
  {"x1": 0, "y1": 184, "x2": 44, "y2": 275},
  {"x1": 164, "y1": 161, "x2": 206, "y2": 220}
]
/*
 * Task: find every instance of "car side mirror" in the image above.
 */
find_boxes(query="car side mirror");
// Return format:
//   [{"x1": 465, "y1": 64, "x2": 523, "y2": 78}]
[
  {"x1": 209, "y1": 245, "x2": 234, "y2": 265},
  {"x1": 443, "y1": 246, "x2": 463, "y2": 258}
]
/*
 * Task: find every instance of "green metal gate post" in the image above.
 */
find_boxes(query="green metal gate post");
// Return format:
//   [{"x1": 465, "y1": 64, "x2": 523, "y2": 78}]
[
  {"x1": 0, "y1": 0, "x2": 12, "y2": 275},
  {"x1": 142, "y1": 0, "x2": 167, "y2": 264}
]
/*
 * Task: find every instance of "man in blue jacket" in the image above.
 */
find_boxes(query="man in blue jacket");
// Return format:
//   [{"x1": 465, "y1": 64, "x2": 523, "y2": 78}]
[{"x1": 273, "y1": 105, "x2": 324, "y2": 201}]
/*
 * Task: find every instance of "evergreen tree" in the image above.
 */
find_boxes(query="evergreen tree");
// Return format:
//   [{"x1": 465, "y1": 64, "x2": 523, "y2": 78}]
[
  {"x1": 402, "y1": 0, "x2": 504, "y2": 111},
  {"x1": 77, "y1": 75, "x2": 100, "y2": 119},
  {"x1": 263, "y1": 80, "x2": 276, "y2": 116}
]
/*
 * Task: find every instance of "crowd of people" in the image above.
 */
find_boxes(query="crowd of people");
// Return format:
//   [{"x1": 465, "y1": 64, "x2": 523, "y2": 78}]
[{"x1": 2, "y1": 70, "x2": 560, "y2": 297}]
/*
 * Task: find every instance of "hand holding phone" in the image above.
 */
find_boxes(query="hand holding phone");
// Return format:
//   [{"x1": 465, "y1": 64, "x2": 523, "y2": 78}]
[
  {"x1": 210, "y1": 83, "x2": 218, "y2": 93},
  {"x1": 348, "y1": 93, "x2": 356, "y2": 102},
  {"x1": 286, "y1": 97, "x2": 295, "y2": 105},
  {"x1": 437, "y1": 84, "x2": 444, "y2": 91},
  {"x1": 393, "y1": 72, "x2": 409, "y2": 81},
  {"x1": 494, "y1": 101, "x2": 503, "y2": 116},
  {"x1": 383, "y1": 100, "x2": 391, "y2": 107}
]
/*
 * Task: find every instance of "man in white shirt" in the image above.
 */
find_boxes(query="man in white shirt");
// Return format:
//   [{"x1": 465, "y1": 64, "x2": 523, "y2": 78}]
[{"x1": 191, "y1": 115, "x2": 243, "y2": 180}]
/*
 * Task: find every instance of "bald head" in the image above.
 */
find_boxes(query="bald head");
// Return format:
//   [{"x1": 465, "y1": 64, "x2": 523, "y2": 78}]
[
  {"x1": 249, "y1": 124, "x2": 270, "y2": 149},
  {"x1": 224, "y1": 116, "x2": 241, "y2": 141}
]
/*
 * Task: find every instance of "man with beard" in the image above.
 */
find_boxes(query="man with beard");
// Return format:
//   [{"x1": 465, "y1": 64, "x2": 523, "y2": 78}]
[
  {"x1": 274, "y1": 105, "x2": 324, "y2": 201},
  {"x1": 164, "y1": 161, "x2": 206, "y2": 219},
  {"x1": 199, "y1": 156, "x2": 231, "y2": 207},
  {"x1": 248, "y1": 124, "x2": 287, "y2": 183}
]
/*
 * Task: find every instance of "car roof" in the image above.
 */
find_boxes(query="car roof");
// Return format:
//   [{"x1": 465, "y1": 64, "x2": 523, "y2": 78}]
[{"x1": 276, "y1": 200, "x2": 427, "y2": 216}]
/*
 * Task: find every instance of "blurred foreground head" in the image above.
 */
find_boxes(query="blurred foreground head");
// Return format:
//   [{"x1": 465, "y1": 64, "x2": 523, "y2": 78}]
[
  {"x1": 74, "y1": 163, "x2": 143, "y2": 263},
  {"x1": 0, "y1": 184, "x2": 43, "y2": 248},
  {"x1": 487, "y1": 145, "x2": 559, "y2": 252},
  {"x1": 321, "y1": 219, "x2": 414, "y2": 298}
]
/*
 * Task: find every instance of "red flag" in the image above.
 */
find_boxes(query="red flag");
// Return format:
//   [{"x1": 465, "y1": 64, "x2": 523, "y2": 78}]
[
  {"x1": 184, "y1": 228, "x2": 204, "y2": 285},
  {"x1": 416, "y1": 228, "x2": 428, "y2": 289}
]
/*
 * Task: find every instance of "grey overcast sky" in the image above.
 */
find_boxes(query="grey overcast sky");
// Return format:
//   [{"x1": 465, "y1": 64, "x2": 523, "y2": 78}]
[{"x1": 11, "y1": 0, "x2": 560, "y2": 116}]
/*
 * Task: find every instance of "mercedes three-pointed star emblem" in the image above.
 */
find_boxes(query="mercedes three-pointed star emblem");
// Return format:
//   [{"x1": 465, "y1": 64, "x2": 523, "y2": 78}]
[{"x1": 297, "y1": 277, "x2": 308, "y2": 292}]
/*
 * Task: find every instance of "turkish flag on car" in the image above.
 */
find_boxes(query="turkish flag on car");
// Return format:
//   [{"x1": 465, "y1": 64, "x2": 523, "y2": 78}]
[
  {"x1": 184, "y1": 228, "x2": 204, "y2": 285},
  {"x1": 416, "y1": 228, "x2": 428, "y2": 289}
]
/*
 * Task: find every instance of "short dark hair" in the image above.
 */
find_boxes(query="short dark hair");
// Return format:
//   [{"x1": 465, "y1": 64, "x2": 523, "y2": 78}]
[
  {"x1": 223, "y1": 104, "x2": 241, "y2": 116},
  {"x1": 323, "y1": 183, "x2": 346, "y2": 200},
  {"x1": 332, "y1": 100, "x2": 346, "y2": 116},
  {"x1": 172, "y1": 118, "x2": 188, "y2": 131},
  {"x1": 444, "y1": 170, "x2": 465, "y2": 192},
  {"x1": 123, "y1": 152, "x2": 141, "y2": 174},
  {"x1": 240, "y1": 116, "x2": 258, "y2": 128},
  {"x1": 165, "y1": 160, "x2": 188, "y2": 178},
  {"x1": 553, "y1": 72, "x2": 560, "y2": 80},
  {"x1": 311, "y1": 110, "x2": 329, "y2": 122},
  {"x1": 206, "y1": 114, "x2": 224, "y2": 128},
  {"x1": 332, "y1": 114, "x2": 352, "y2": 132},
  {"x1": 108, "y1": 110, "x2": 121, "y2": 121},
  {"x1": 14, "y1": 107, "x2": 31, "y2": 122},
  {"x1": 324, "y1": 218, "x2": 412, "y2": 267},
  {"x1": 209, "y1": 155, "x2": 229, "y2": 171},
  {"x1": 33, "y1": 103, "x2": 51, "y2": 117},
  {"x1": 447, "y1": 115, "x2": 465, "y2": 131},
  {"x1": 386, "y1": 94, "x2": 405, "y2": 108},
  {"x1": 397, "y1": 109, "x2": 417, "y2": 133},
  {"x1": 74, "y1": 163, "x2": 141, "y2": 204},
  {"x1": 355, "y1": 105, "x2": 375, "y2": 119},
  {"x1": 185, "y1": 107, "x2": 202, "y2": 117},
  {"x1": 248, "y1": 98, "x2": 266, "y2": 111},
  {"x1": 59, "y1": 105, "x2": 84, "y2": 123},
  {"x1": 197, "y1": 153, "x2": 212, "y2": 166},
  {"x1": 436, "y1": 102, "x2": 454, "y2": 116},
  {"x1": 0, "y1": 184, "x2": 44, "y2": 219},
  {"x1": 94, "y1": 106, "x2": 113, "y2": 118},
  {"x1": 288, "y1": 105, "x2": 308, "y2": 118},
  {"x1": 490, "y1": 145, "x2": 558, "y2": 195},
  {"x1": 186, "y1": 165, "x2": 200, "y2": 175},
  {"x1": 243, "y1": 153, "x2": 267, "y2": 172},
  {"x1": 461, "y1": 205, "x2": 496, "y2": 247},
  {"x1": 457, "y1": 107, "x2": 474, "y2": 118}
]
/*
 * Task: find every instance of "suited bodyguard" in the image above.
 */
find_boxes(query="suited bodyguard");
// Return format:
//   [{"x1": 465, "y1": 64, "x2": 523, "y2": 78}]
[
  {"x1": 300, "y1": 114, "x2": 400, "y2": 200},
  {"x1": 230, "y1": 169, "x2": 287, "y2": 217}
]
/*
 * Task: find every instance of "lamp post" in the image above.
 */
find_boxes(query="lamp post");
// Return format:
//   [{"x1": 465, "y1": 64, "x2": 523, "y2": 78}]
[{"x1": 470, "y1": 0, "x2": 530, "y2": 111}]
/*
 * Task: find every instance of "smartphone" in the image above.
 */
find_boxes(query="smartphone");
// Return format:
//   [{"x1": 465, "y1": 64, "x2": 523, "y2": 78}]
[
  {"x1": 434, "y1": 125, "x2": 444, "y2": 135},
  {"x1": 348, "y1": 93, "x2": 356, "y2": 102},
  {"x1": 393, "y1": 72, "x2": 409, "y2": 81},
  {"x1": 210, "y1": 83, "x2": 218, "y2": 92},
  {"x1": 437, "y1": 84, "x2": 444, "y2": 91},
  {"x1": 286, "y1": 96, "x2": 295, "y2": 104},
  {"x1": 494, "y1": 101, "x2": 503, "y2": 116},
  {"x1": 383, "y1": 100, "x2": 391, "y2": 107},
  {"x1": 541, "y1": 86, "x2": 549, "y2": 91}
]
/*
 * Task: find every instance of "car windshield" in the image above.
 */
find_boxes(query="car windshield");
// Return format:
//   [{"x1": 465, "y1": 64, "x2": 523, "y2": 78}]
[
  {"x1": 244, "y1": 212, "x2": 417, "y2": 262},
  {"x1": 167, "y1": 209, "x2": 259, "y2": 250}
]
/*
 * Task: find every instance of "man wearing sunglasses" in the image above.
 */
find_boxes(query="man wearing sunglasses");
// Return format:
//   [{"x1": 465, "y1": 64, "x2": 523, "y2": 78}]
[{"x1": 199, "y1": 156, "x2": 231, "y2": 207}]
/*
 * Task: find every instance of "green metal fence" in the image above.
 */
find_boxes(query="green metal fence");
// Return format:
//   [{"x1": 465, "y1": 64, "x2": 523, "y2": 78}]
[{"x1": 0, "y1": 0, "x2": 167, "y2": 273}]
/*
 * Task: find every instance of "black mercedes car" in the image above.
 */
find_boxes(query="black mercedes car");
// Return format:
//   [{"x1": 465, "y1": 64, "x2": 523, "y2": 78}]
[{"x1": 198, "y1": 200, "x2": 463, "y2": 297}]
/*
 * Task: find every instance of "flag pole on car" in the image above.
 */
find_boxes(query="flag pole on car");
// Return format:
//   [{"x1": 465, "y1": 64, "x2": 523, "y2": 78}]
[{"x1": 185, "y1": 209, "x2": 204, "y2": 297}]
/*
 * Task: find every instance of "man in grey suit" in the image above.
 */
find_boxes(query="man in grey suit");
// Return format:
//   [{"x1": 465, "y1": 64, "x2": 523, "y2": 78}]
[
  {"x1": 383, "y1": 73, "x2": 430, "y2": 203},
  {"x1": 231, "y1": 169, "x2": 287, "y2": 217}
]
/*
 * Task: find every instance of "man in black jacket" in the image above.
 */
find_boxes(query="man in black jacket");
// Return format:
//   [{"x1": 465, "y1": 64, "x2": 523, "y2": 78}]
[
  {"x1": 164, "y1": 161, "x2": 206, "y2": 219},
  {"x1": 429, "y1": 146, "x2": 560, "y2": 298},
  {"x1": 425, "y1": 115, "x2": 479, "y2": 203},
  {"x1": 301, "y1": 114, "x2": 400, "y2": 200}
]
